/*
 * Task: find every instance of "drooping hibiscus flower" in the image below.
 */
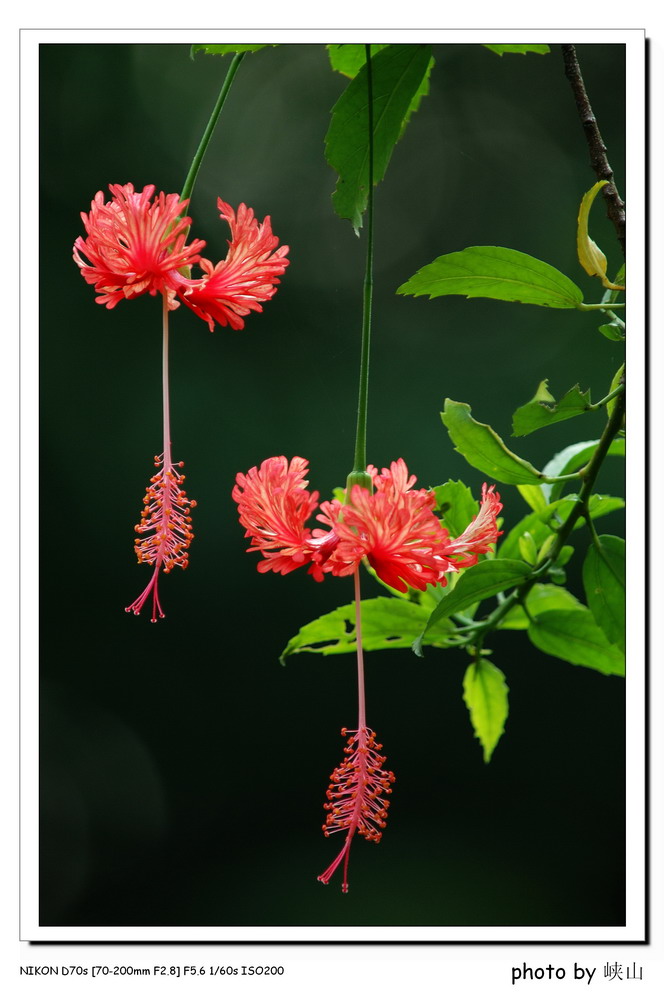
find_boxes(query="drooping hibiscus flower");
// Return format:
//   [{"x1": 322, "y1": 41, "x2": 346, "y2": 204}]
[
  {"x1": 233, "y1": 456, "x2": 501, "y2": 889},
  {"x1": 74, "y1": 183, "x2": 290, "y2": 620}
]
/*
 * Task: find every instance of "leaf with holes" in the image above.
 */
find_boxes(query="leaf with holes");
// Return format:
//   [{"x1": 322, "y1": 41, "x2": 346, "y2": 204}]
[{"x1": 280, "y1": 596, "x2": 455, "y2": 663}]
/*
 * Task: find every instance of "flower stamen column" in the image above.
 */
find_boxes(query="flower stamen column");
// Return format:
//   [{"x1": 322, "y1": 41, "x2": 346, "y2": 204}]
[
  {"x1": 318, "y1": 569, "x2": 395, "y2": 892},
  {"x1": 126, "y1": 294, "x2": 196, "y2": 621}
]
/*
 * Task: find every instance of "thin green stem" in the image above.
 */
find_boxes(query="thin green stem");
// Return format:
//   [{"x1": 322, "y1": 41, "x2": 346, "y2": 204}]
[
  {"x1": 589, "y1": 384, "x2": 624, "y2": 411},
  {"x1": 577, "y1": 301, "x2": 625, "y2": 311},
  {"x1": 180, "y1": 52, "x2": 245, "y2": 207},
  {"x1": 349, "y1": 44, "x2": 375, "y2": 486}
]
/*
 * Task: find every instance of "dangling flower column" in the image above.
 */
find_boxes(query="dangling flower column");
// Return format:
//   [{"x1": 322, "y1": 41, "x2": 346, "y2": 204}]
[
  {"x1": 73, "y1": 54, "x2": 289, "y2": 620},
  {"x1": 233, "y1": 46, "x2": 502, "y2": 892}
]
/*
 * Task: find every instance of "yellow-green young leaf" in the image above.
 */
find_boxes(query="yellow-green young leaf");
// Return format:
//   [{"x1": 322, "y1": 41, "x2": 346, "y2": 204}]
[
  {"x1": 463, "y1": 659, "x2": 509, "y2": 762},
  {"x1": 518, "y1": 532, "x2": 539, "y2": 565},
  {"x1": 517, "y1": 483, "x2": 548, "y2": 512},
  {"x1": 577, "y1": 181, "x2": 625, "y2": 291}
]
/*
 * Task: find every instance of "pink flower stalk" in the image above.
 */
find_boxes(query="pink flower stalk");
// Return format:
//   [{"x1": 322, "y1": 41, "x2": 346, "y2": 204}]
[
  {"x1": 233, "y1": 456, "x2": 502, "y2": 592},
  {"x1": 74, "y1": 183, "x2": 289, "y2": 619}
]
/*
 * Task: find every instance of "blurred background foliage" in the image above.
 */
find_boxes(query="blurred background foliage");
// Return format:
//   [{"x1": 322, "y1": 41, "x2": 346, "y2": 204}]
[{"x1": 40, "y1": 42, "x2": 626, "y2": 928}]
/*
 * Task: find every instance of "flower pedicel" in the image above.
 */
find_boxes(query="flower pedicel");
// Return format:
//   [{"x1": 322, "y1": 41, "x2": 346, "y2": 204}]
[{"x1": 74, "y1": 183, "x2": 289, "y2": 620}]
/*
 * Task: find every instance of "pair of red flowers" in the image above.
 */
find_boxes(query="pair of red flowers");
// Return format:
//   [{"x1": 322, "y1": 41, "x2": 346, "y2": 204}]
[
  {"x1": 234, "y1": 455, "x2": 502, "y2": 594},
  {"x1": 74, "y1": 181, "x2": 290, "y2": 331}
]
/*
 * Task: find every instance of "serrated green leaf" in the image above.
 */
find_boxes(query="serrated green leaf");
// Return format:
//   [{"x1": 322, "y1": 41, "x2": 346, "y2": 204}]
[
  {"x1": 325, "y1": 44, "x2": 432, "y2": 232},
  {"x1": 463, "y1": 658, "x2": 509, "y2": 762},
  {"x1": 432, "y1": 480, "x2": 479, "y2": 538},
  {"x1": 190, "y1": 44, "x2": 272, "y2": 57},
  {"x1": 483, "y1": 44, "x2": 550, "y2": 56},
  {"x1": 582, "y1": 535, "x2": 625, "y2": 653},
  {"x1": 398, "y1": 246, "x2": 584, "y2": 309},
  {"x1": 512, "y1": 380, "x2": 593, "y2": 436},
  {"x1": 498, "y1": 584, "x2": 582, "y2": 630},
  {"x1": 327, "y1": 44, "x2": 434, "y2": 137},
  {"x1": 328, "y1": 43, "x2": 389, "y2": 77},
  {"x1": 442, "y1": 399, "x2": 545, "y2": 485},
  {"x1": 414, "y1": 559, "x2": 532, "y2": 654},
  {"x1": 528, "y1": 608, "x2": 625, "y2": 675},
  {"x1": 541, "y1": 438, "x2": 625, "y2": 503},
  {"x1": 280, "y1": 596, "x2": 454, "y2": 663}
]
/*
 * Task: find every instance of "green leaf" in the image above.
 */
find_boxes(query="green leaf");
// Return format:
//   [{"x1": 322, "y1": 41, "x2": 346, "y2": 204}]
[
  {"x1": 327, "y1": 44, "x2": 434, "y2": 137},
  {"x1": 432, "y1": 480, "x2": 479, "y2": 538},
  {"x1": 528, "y1": 608, "x2": 625, "y2": 676},
  {"x1": 463, "y1": 658, "x2": 509, "y2": 762},
  {"x1": 498, "y1": 495, "x2": 624, "y2": 560},
  {"x1": 280, "y1": 596, "x2": 454, "y2": 663},
  {"x1": 483, "y1": 44, "x2": 550, "y2": 56},
  {"x1": 582, "y1": 535, "x2": 625, "y2": 653},
  {"x1": 442, "y1": 399, "x2": 545, "y2": 485},
  {"x1": 398, "y1": 247, "x2": 584, "y2": 309},
  {"x1": 325, "y1": 44, "x2": 432, "y2": 232},
  {"x1": 541, "y1": 437, "x2": 625, "y2": 503},
  {"x1": 498, "y1": 584, "x2": 582, "y2": 630},
  {"x1": 190, "y1": 44, "x2": 272, "y2": 57},
  {"x1": 512, "y1": 380, "x2": 592, "y2": 436},
  {"x1": 414, "y1": 559, "x2": 532, "y2": 654},
  {"x1": 518, "y1": 532, "x2": 538, "y2": 565},
  {"x1": 607, "y1": 364, "x2": 625, "y2": 420},
  {"x1": 517, "y1": 483, "x2": 548, "y2": 512},
  {"x1": 328, "y1": 43, "x2": 389, "y2": 77},
  {"x1": 598, "y1": 321, "x2": 625, "y2": 342}
]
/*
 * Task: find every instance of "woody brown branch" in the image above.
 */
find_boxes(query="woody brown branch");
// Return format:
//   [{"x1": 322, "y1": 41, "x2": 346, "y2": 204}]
[{"x1": 562, "y1": 44, "x2": 626, "y2": 258}]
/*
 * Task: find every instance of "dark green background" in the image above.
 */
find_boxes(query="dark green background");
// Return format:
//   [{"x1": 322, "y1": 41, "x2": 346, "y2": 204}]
[{"x1": 40, "y1": 42, "x2": 627, "y2": 929}]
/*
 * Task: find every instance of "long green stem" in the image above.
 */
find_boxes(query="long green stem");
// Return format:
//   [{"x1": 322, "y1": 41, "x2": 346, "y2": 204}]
[
  {"x1": 180, "y1": 52, "x2": 245, "y2": 207},
  {"x1": 348, "y1": 44, "x2": 375, "y2": 489}
]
